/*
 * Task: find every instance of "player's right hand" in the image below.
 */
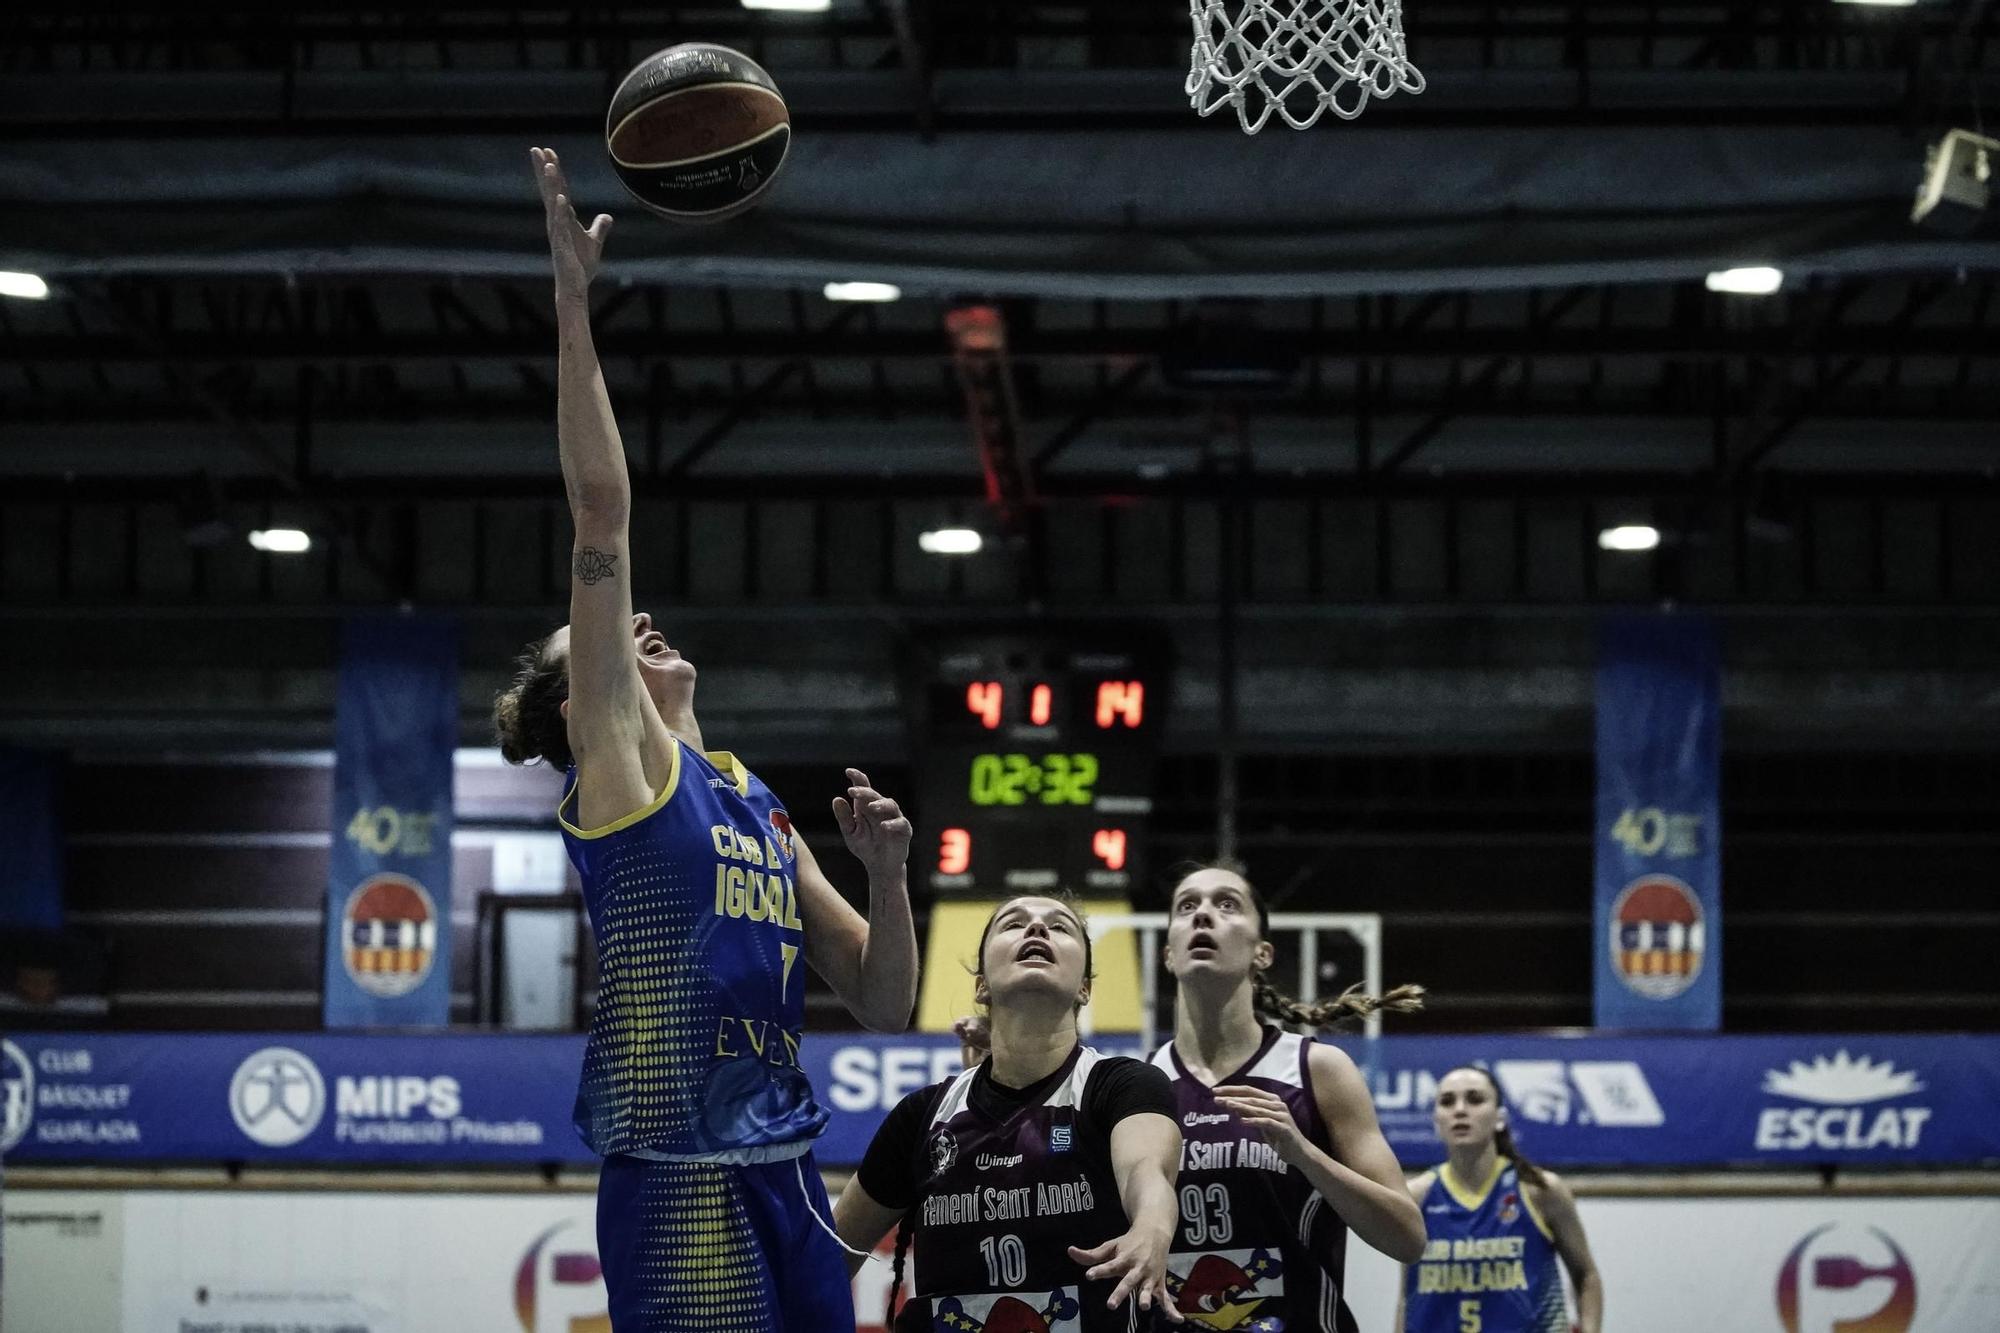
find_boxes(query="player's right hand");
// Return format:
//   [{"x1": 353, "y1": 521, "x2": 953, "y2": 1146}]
[{"x1": 530, "y1": 146, "x2": 613, "y2": 299}]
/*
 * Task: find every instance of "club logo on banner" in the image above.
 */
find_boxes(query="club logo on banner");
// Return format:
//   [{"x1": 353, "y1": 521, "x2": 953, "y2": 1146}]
[
  {"x1": 1776, "y1": 1224, "x2": 1917, "y2": 1333},
  {"x1": 2, "y1": 1038, "x2": 35, "y2": 1151},
  {"x1": 514, "y1": 1221, "x2": 610, "y2": 1333},
  {"x1": 342, "y1": 873, "x2": 440, "y2": 997},
  {"x1": 1609, "y1": 874, "x2": 1706, "y2": 1000},
  {"x1": 1594, "y1": 615, "x2": 1722, "y2": 1030},
  {"x1": 229, "y1": 1047, "x2": 326, "y2": 1148},
  {"x1": 323, "y1": 614, "x2": 458, "y2": 1028}
]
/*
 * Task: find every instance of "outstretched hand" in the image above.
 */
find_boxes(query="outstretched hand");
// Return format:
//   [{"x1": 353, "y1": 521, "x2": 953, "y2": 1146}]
[
  {"x1": 831, "y1": 768, "x2": 913, "y2": 881},
  {"x1": 529, "y1": 146, "x2": 613, "y2": 300},
  {"x1": 1067, "y1": 1225, "x2": 1183, "y2": 1323}
]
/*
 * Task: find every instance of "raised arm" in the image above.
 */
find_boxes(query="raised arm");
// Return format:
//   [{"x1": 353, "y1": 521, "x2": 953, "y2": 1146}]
[
  {"x1": 1067, "y1": 1112, "x2": 1184, "y2": 1323},
  {"x1": 797, "y1": 768, "x2": 919, "y2": 1032},
  {"x1": 1535, "y1": 1171, "x2": 1604, "y2": 1333},
  {"x1": 1215, "y1": 1043, "x2": 1427, "y2": 1263},
  {"x1": 531, "y1": 146, "x2": 670, "y2": 824}
]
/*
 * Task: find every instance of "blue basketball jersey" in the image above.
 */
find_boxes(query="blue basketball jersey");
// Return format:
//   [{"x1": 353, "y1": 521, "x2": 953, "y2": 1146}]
[
  {"x1": 558, "y1": 741, "x2": 828, "y2": 1161},
  {"x1": 1403, "y1": 1160, "x2": 1567, "y2": 1333}
]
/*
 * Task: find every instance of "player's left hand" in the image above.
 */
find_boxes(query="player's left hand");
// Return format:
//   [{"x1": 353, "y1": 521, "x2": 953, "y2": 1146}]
[
  {"x1": 832, "y1": 768, "x2": 913, "y2": 880},
  {"x1": 1069, "y1": 1223, "x2": 1184, "y2": 1322},
  {"x1": 1213, "y1": 1084, "x2": 1312, "y2": 1165}
]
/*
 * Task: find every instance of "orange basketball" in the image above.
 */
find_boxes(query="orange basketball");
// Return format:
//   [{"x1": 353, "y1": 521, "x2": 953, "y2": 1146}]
[{"x1": 605, "y1": 43, "x2": 790, "y2": 224}]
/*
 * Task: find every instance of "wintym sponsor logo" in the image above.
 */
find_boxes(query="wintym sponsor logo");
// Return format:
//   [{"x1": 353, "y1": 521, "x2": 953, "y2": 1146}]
[{"x1": 975, "y1": 1152, "x2": 1024, "y2": 1170}]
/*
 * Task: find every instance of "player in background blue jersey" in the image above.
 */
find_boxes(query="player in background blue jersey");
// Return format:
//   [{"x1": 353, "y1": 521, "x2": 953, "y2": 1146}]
[
  {"x1": 1397, "y1": 1067, "x2": 1603, "y2": 1333},
  {"x1": 494, "y1": 146, "x2": 919, "y2": 1332}
]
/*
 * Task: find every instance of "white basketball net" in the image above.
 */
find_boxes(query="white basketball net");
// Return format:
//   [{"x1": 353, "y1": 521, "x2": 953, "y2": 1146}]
[{"x1": 1188, "y1": 0, "x2": 1425, "y2": 133}]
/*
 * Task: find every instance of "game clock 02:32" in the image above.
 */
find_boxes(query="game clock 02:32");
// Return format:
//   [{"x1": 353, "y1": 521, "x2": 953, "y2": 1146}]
[{"x1": 908, "y1": 630, "x2": 1166, "y2": 897}]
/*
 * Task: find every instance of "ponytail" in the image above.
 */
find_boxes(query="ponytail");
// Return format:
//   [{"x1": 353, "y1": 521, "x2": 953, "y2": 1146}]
[
  {"x1": 1250, "y1": 976, "x2": 1427, "y2": 1033},
  {"x1": 1169, "y1": 859, "x2": 1427, "y2": 1034},
  {"x1": 1493, "y1": 1120, "x2": 1547, "y2": 1189},
  {"x1": 885, "y1": 1210, "x2": 915, "y2": 1329}
]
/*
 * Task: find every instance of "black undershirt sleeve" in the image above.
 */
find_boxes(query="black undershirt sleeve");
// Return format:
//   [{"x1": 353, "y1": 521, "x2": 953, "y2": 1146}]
[
  {"x1": 855, "y1": 1083, "x2": 946, "y2": 1211},
  {"x1": 1083, "y1": 1056, "x2": 1178, "y2": 1130}
]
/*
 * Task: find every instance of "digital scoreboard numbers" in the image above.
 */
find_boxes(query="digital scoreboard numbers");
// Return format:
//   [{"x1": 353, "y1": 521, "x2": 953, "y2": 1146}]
[{"x1": 911, "y1": 632, "x2": 1166, "y2": 897}]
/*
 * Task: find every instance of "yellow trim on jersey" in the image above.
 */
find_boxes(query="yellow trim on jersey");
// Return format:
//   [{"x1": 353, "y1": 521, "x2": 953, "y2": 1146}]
[
  {"x1": 704, "y1": 750, "x2": 752, "y2": 796},
  {"x1": 1519, "y1": 1175, "x2": 1557, "y2": 1241},
  {"x1": 1439, "y1": 1155, "x2": 1507, "y2": 1211},
  {"x1": 557, "y1": 739, "x2": 684, "y2": 839}
]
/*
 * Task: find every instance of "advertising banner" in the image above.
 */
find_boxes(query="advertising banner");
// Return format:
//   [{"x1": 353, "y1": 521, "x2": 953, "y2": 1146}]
[
  {"x1": 8, "y1": 1191, "x2": 1997, "y2": 1333},
  {"x1": 5, "y1": 1032, "x2": 1999, "y2": 1170},
  {"x1": 323, "y1": 614, "x2": 459, "y2": 1028},
  {"x1": 1595, "y1": 613, "x2": 1723, "y2": 1029}
]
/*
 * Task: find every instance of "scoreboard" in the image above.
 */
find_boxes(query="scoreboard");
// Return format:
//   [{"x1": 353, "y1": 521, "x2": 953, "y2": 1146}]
[{"x1": 909, "y1": 629, "x2": 1168, "y2": 897}]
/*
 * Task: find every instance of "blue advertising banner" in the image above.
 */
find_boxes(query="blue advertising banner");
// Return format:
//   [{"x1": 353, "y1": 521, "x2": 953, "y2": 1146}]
[
  {"x1": 1595, "y1": 614, "x2": 1722, "y2": 1030},
  {"x1": 323, "y1": 615, "x2": 459, "y2": 1028},
  {"x1": 0, "y1": 746, "x2": 65, "y2": 930},
  {"x1": 5, "y1": 1032, "x2": 1997, "y2": 1170}
]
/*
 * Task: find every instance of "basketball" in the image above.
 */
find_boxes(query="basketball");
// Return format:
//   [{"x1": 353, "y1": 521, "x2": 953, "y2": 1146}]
[{"x1": 605, "y1": 43, "x2": 790, "y2": 224}]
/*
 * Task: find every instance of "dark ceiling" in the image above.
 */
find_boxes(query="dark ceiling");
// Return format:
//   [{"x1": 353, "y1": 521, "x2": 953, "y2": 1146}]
[{"x1": 3, "y1": 3, "x2": 1998, "y2": 754}]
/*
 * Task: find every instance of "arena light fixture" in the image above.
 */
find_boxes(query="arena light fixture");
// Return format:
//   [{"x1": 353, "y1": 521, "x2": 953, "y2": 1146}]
[
  {"x1": 1598, "y1": 524, "x2": 1662, "y2": 553},
  {"x1": 1705, "y1": 266, "x2": 1784, "y2": 296},
  {"x1": 918, "y1": 528, "x2": 983, "y2": 556},
  {"x1": 248, "y1": 528, "x2": 313, "y2": 554},
  {"x1": 824, "y1": 281, "x2": 902, "y2": 303},
  {"x1": 1833, "y1": 0, "x2": 1916, "y2": 7},
  {"x1": 742, "y1": 0, "x2": 832, "y2": 11},
  {"x1": 0, "y1": 271, "x2": 50, "y2": 300}
]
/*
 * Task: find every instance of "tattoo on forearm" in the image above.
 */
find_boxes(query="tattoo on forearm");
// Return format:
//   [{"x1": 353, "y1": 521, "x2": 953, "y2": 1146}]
[{"x1": 573, "y1": 547, "x2": 617, "y2": 585}]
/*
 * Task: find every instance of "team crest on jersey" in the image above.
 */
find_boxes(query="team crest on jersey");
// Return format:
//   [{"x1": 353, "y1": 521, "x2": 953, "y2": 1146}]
[
  {"x1": 934, "y1": 1289, "x2": 1080, "y2": 1333},
  {"x1": 1166, "y1": 1248, "x2": 1284, "y2": 1326},
  {"x1": 768, "y1": 810, "x2": 796, "y2": 862},
  {"x1": 927, "y1": 1128, "x2": 959, "y2": 1178},
  {"x1": 1498, "y1": 1191, "x2": 1522, "y2": 1225}
]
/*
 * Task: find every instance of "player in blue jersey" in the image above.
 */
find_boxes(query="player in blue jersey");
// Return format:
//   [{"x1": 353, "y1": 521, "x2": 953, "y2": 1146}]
[
  {"x1": 1397, "y1": 1067, "x2": 1603, "y2": 1333},
  {"x1": 493, "y1": 146, "x2": 920, "y2": 1332},
  {"x1": 1152, "y1": 862, "x2": 1428, "y2": 1332}
]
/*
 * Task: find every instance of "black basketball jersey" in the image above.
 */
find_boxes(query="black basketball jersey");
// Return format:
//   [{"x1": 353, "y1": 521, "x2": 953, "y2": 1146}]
[
  {"x1": 1151, "y1": 1027, "x2": 1360, "y2": 1333},
  {"x1": 898, "y1": 1044, "x2": 1143, "y2": 1333}
]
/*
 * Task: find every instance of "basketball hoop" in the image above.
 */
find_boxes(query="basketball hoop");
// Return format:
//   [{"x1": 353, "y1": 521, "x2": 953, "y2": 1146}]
[{"x1": 1188, "y1": 0, "x2": 1425, "y2": 134}]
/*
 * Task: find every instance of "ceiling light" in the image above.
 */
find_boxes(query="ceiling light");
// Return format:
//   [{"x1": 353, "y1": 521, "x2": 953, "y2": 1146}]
[
  {"x1": 1833, "y1": 0, "x2": 1916, "y2": 7},
  {"x1": 1705, "y1": 266, "x2": 1783, "y2": 296},
  {"x1": 0, "y1": 272, "x2": 50, "y2": 301},
  {"x1": 918, "y1": 528, "x2": 982, "y2": 556},
  {"x1": 824, "y1": 281, "x2": 901, "y2": 303},
  {"x1": 1598, "y1": 525, "x2": 1661, "y2": 553},
  {"x1": 248, "y1": 528, "x2": 312, "y2": 554},
  {"x1": 743, "y1": 0, "x2": 832, "y2": 12}
]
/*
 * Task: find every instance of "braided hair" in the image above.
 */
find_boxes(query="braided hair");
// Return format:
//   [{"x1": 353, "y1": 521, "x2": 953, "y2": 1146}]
[
  {"x1": 885, "y1": 1209, "x2": 917, "y2": 1328},
  {"x1": 1441, "y1": 1064, "x2": 1548, "y2": 1188},
  {"x1": 1170, "y1": 859, "x2": 1427, "y2": 1032}
]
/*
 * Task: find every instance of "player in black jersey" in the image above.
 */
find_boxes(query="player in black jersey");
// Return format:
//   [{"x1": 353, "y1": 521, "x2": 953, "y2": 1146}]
[
  {"x1": 1151, "y1": 862, "x2": 1428, "y2": 1332},
  {"x1": 833, "y1": 894, "x2": 1188, "y2": 1332}
]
